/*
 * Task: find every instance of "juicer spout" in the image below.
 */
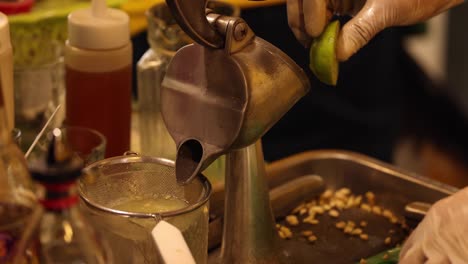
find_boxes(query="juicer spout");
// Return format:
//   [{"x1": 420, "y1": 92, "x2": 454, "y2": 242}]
[{"x1": 175, "y1": 139, "x2": 223, "y2": 185}]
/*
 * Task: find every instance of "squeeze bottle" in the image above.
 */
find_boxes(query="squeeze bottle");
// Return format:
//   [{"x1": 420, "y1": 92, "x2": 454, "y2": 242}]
[{"x1": 65, "y1": 0, "x2": 132, "y2": 157}]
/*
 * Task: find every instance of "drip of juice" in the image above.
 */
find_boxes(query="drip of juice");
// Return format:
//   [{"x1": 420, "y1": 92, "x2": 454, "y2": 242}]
[{"x1": 65, "y1": 65, "x2": 132, "y2": 158}]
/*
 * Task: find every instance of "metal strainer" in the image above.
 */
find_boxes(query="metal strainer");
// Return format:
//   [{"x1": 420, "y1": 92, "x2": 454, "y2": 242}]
[{"x1": 78, "y1": 155, "x2": 211, "y2": 264}]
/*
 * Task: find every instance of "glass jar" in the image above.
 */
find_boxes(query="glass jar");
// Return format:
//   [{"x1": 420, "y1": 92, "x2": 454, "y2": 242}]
[
  {"x1": 137, "y1": 3, "x2": 192, "y2": 160},
  {"x1": 13, "y1": 42, "x2": 65, "y2": 152}
]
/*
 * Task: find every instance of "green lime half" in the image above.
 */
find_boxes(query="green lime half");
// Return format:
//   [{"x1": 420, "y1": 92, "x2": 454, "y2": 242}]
[{"x1": 309, "y1": 20, "x2": 341, "y2": 86}]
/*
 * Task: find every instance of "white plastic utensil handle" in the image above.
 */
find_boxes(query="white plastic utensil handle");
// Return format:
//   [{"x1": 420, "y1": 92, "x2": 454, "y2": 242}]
[{"x1": 151, "y1": 220, "x2": 196, "y2": 264}]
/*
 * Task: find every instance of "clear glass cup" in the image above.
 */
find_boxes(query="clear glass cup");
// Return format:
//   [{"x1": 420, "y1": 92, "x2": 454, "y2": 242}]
[
  {"x1": 14, "y1": 54, "x2": 65, "y2": 152},
  {"x1": 29, "y1": 126, "x2": 106, "y2": 165},
  {"x1": 78, "y1": 156, "x2": 211, "y2": 264},
  {"x1": 60, "y1": 127, "x2": 106, "y2": 165}
]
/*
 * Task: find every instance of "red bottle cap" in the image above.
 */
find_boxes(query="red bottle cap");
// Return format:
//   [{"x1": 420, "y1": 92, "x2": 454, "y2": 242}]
[{"x1": 0, "y1": 0, "x2": 35, "y2": 15}]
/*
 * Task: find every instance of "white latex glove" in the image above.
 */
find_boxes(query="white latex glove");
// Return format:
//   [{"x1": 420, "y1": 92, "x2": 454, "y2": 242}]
[
  {"x1": 399, "y1": 187, "x2": 468, "y2": 263},
  {"x1": 287, "y1": 0, "x2": 463, "y2": 61}
]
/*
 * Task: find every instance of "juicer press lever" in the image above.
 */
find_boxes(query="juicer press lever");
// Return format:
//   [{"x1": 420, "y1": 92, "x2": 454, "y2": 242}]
[
  {"x1": 165, "y1": 0, "x2": 224, "y2": 48},
  {"x1": 166, "y1": 0, "x2": 254, "y2": 52},
  {"x1": 205, "y1": 12, "x2": 256, "y2": 54}
]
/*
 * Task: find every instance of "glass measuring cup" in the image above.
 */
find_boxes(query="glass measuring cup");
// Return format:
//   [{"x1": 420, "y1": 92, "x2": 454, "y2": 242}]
[{"x1": 78, "y1": 155, "x2": 211, "y2": 264}]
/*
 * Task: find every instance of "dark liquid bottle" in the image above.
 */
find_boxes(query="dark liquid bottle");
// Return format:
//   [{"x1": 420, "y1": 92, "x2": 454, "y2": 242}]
[{"x1": 65, "y1": 0, "x2": 132, "y2": 158}]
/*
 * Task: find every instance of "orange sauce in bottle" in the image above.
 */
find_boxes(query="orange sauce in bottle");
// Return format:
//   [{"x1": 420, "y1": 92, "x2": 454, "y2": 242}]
[
  {"x1": 65, "y1": 65, "x2": 131, "y2": 157},
  {"x1": 65, "y1": 42, "x2": 132, "y2": 158}
]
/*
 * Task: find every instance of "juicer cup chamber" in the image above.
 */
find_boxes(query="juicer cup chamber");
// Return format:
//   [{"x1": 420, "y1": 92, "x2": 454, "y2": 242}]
[{"x1": 161, "y1": 16, "x2": 310, "y2": 184}]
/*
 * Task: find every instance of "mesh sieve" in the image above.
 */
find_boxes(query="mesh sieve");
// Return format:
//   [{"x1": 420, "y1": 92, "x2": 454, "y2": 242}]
[{"x1": 79, "y1": 155, "x2": 211, "y2": 218}]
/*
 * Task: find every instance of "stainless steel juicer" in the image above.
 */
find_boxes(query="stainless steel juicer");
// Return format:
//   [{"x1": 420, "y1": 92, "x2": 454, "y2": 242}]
[
  {"x1": 160, "y1": 0, "x2": 312, "y2": 262},
  {"x1": 161, "y1": 0, "x2": 310, "y2": 185}
]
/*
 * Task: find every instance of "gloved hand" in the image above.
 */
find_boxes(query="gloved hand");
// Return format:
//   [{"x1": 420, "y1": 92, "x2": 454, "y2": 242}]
[
  {"x1": 399, "y1": 187, "x2": 468, "y2": 263},
  {"x1": 287, "y1": 0, "x2": 463, "y2": 61}
]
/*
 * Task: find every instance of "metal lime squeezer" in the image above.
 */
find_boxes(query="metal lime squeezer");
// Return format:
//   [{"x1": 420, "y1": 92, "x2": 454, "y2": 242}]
[{"x1": 161, "y1": 0, "x2": 313, "y2": 262}]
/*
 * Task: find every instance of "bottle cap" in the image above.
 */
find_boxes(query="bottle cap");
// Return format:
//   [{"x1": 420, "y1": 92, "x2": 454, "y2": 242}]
[
  {"x1": 0, "y1": 12, "x2": 11, "y2": 55},
  {"x1": 29, "y1": 128, "x2": 84, "y2": 184},
  {"x1": 68, "y1": 0, "x2": 130, "y2": 50},
  {"x1": 0, "y1": 0, "x2": 34, "y2": 15}
]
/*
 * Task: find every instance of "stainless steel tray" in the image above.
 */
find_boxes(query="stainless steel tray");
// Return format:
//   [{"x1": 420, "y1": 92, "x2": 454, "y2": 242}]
[{"x1": 209, "y1": 150, "x2": 458, "y2": 262}]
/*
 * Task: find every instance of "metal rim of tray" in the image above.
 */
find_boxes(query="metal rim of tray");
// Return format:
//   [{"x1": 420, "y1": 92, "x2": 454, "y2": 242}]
[{"x1": 265, "y1": 149, "x2": 458, "y2": 195}]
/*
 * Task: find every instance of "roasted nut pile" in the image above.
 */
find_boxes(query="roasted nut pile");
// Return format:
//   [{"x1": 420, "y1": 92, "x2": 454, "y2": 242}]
[{"x1": 276, "y1": 188, "x2": 407, "y2": 244}]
